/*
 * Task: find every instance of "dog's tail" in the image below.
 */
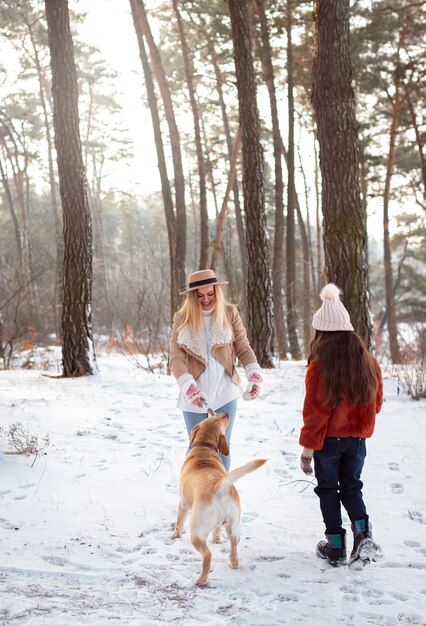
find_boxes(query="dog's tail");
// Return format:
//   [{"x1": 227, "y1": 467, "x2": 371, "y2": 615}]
[{"x1": 217, "y1": 459, "x2": 267, "y2": 493}]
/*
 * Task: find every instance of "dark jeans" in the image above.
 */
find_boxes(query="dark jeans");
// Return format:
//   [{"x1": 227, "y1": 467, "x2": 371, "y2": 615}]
[{"x1": 313, "y1": 437, "x2": 367, "y2": 534}]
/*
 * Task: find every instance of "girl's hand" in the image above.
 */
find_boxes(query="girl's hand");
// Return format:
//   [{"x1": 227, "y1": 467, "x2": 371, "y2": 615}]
[{"x1": 300, "y1": 448, "x2": 314, "y2": 475}]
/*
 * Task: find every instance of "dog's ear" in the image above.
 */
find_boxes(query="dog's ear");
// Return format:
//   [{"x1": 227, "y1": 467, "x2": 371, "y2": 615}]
[
  {"x1": 189, "y1": 424, "x2": 201, "y2": 446},
  {"x1": 218, "y1": 434, "x2": 229, "y2": 457}
]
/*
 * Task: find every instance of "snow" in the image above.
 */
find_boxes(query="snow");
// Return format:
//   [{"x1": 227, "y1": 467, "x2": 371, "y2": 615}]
[{"x1": 0, "y1": 355, "x2": 425, "y2": 626}]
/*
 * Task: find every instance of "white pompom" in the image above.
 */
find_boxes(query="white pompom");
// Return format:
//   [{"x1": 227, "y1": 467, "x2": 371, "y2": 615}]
[{"x1": 320, "y1": 283, "x2": 341, "y2": 301}]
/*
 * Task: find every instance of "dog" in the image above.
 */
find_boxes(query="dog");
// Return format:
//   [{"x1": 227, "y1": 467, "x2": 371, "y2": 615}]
[{"x1": 171, "y1": 412, "x2": 266, "y2": 585}]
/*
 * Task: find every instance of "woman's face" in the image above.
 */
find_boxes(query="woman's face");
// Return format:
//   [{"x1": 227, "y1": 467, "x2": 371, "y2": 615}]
[{"x1": 197, "y1": 286, "x2": 216, "y2": 311}]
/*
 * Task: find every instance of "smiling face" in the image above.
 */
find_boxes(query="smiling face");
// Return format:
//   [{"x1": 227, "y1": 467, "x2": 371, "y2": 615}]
[{"x1": 197, "y1": 285, "x2": 216, "y2": 312}]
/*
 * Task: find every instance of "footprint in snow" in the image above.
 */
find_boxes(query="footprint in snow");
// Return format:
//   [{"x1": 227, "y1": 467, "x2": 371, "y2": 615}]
[
  {"x1": 390, "y1": 482, "x2": 404, "y2": 494},
  {"x1": 13, "y1": 495, "x2": 28, "y2": 501},
  {"x1": 0, "y1": 518, "x2": 20, "y2": 530},
  {"x1": 42, "y1": 555, "x2": 68, "y2": 567},
  {"x1": 406, "y1": 511, "x2": 424, "y2": 525},
  {"x1": 403, "y1": 540, "x2": 426, "y2": 557},
  {"x1": 388, "y1": 461, "x2": 400, "y2": 471}
]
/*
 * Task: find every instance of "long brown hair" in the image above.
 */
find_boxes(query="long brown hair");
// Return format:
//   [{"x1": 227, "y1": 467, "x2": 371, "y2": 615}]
[{"x1": 308, "y1": 331, "x2": 378, "y2": 408}]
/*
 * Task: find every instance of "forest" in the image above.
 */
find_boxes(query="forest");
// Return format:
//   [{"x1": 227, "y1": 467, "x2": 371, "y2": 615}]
[{"x1": 0, "y1": 0, "x2": 425, "y2": 382}]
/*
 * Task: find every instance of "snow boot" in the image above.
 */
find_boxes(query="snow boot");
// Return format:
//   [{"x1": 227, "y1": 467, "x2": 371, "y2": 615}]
[
  {"x1": 316, "y1": 529, "x2": 347, "y2": 567},
  {"x1": 348, "y1": 516, "x2": 380, "y2": 570}
]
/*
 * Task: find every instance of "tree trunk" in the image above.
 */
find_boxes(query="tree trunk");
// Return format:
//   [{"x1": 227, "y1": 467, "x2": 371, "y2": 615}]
[
  {"x1": 130, "y1": 0, "x2": 177, "y2": 321},
  {"x1": 45, "y1": 0, "x2": 97, "y2": 376},
  {"x1": 132, "y1": 0, "x2": 186, "y2": 293},
  {"x1": 313, "y1": 134, "x2": 322, "y2": 291},
  {"x1": 295, "y1": 202, "x2": 311, "y2": 358},
  {"x1": 0, "y1": 150, "x2": 21, "y2": 264},
  {"x1": 172, "y1": 0, "x2": 209, "y2": 269},
  {"x1": 209, "y1": 43, "x2": 247, "y2": 305},
  {"x1": 405, "y1": 88, "x2": 426, "y2": 204},
  {"x1": 27, "y1": 21, "x2": 63, "y2": 338},
  {"x1": 211, "y1": 128, "x2": 241, "y2": 271},
  {"x1": 254, "y1": 0, "x2": 288, "y2": 359},
  {"x1": 228, "y1": 0, "x2": 274, "y2": 367},
  {"x1": 286, "y1": 0, "x2": 302, "y2": 359},
  {"x1": 311, "y1": 0, "x2": 372, "y2": 347},
  {"x1": 382, "y1": 23, "x2": 409, "y2": 364}
]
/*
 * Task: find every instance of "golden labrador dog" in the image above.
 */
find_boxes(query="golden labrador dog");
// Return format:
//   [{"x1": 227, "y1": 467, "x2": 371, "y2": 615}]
[{"x1": 171, "y1": 412, "x2": 266, "y2": 585}]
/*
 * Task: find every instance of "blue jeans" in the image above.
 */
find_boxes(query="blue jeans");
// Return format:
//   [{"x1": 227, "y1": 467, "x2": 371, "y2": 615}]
[
  {"x1": 183, "y1": 399, "x2": 238, "y2": 472},
  {"x1": 313, "y1": 437, "x2": 367, "y2": 534}
]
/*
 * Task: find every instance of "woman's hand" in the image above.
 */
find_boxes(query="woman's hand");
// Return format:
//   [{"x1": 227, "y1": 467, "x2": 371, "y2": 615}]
[
  {"x1": 186, "y1": 383, "x2": 208, "y2": 409},
  {"x1": 243, "y1": 371, "x2": 263, "y2": 400}
]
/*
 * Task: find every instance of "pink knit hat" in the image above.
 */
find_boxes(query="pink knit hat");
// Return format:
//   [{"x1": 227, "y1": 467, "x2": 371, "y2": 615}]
[{"x1": 312, "y1": 283, "x2": 354, "y2": 331}]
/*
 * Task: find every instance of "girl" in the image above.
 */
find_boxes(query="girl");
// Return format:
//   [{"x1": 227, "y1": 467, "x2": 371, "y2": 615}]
[
  {"x1": 300, "y1": 283, "x2": 383, "y2": 569},
  {"x1": 169, "y1": 269, "x2": 262, "y2": 471}
]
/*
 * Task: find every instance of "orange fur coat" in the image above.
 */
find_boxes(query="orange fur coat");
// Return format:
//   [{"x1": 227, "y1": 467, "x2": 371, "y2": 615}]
[{"x1": 299, "y1": 358, "x2": 383, "y2": 451}]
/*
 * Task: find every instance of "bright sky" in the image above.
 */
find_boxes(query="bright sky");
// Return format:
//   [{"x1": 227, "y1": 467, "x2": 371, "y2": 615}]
[{"x1": 75, "y1": 0, "x2": 161, "y2": 196}]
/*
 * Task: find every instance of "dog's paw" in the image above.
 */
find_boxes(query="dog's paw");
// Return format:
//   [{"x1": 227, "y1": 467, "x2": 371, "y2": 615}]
[
  {"x1": 195, "y1": 574, "x2": 209, "y2": 586},
  {"x1": 170, "y1": 529, "x2": 181, "y2": 539}
]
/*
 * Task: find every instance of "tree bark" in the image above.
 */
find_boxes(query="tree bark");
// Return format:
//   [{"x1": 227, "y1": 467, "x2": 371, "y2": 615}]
[
  {"x1": 228, "y1": 0, "x2": 274, "y2": 367},
  {"x1": 45, "y1": 0, "x2": 97, "y2": 376},
  {"x1": 311, "y1": 0, "x2": 372, "y2": 347}
]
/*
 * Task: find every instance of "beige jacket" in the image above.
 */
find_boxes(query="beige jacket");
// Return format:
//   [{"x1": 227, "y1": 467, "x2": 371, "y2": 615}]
[{"x1": 169, "y1": 304, "x2": 258, "y2": 385}]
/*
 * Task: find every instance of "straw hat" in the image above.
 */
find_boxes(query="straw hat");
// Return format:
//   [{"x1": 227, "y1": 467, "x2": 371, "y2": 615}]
[
  {"x1": 312, "y1": 283, "x2": 354, "y2": 331},
  {"x1": 180, "y1": 269, "x2": 228, "y2": 295}
]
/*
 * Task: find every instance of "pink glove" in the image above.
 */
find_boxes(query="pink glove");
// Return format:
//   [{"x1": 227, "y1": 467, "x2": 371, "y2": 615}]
[
  {"x1": 186, "y1": 383, "x2": 208, "y2": 409},
  {"x1": 243, "y1": 372, "x2": 263, "y2": 401}
]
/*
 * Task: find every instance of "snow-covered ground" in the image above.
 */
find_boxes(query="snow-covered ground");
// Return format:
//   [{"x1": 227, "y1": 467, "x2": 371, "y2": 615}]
[{"x1": 0, "y1": 355, "x2": 425, "y2": 626}]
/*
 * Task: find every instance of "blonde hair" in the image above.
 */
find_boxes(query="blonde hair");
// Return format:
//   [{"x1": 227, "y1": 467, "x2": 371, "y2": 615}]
[{"x1": 177, "y1": 285, "x2": 231, "y2": 332}]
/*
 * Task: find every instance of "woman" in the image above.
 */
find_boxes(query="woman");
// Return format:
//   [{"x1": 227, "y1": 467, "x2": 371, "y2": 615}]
[
  {"x1": 169, "y1": 269, "x2": 262, "y2": 471},
  {"x1": 299, "y1": 283, "x2": 383, "y2": 569}
]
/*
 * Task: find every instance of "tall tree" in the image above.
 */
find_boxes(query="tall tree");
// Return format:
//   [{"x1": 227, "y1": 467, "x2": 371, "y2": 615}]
[
  {"x1": 45, "y1": 0, "x2": 97, "y2": 376},
  {"x1": 228, "y1": 0, "x2": 274, "y2": 367},
  {"x1": 208, "y1": 41, "x2": 247, "y2": 304},
  {"x1": 311, "y1": 0, "x2": 372, "y2": 346},
  {"x1": 130, "y1": 0, "x2": 177, "y2": 322},
  {"x1": 172, "y1": 0, "x2": 209, "y2": 269},
  {"x1": 25, "y1": 15, "x2": 63, "y2": 338},
  {"x1": 131, "y1": 0, "x2": 186, "y2": 293},
  {"x1": 254, "y1": 0, "x2": 287, "y2": 359},
  {"x1": 381, "y1": 18, "x2": 408, "y2": 364},
  {"x1": 285, "y1": 0, "x2": 302, "y2": 359}
]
